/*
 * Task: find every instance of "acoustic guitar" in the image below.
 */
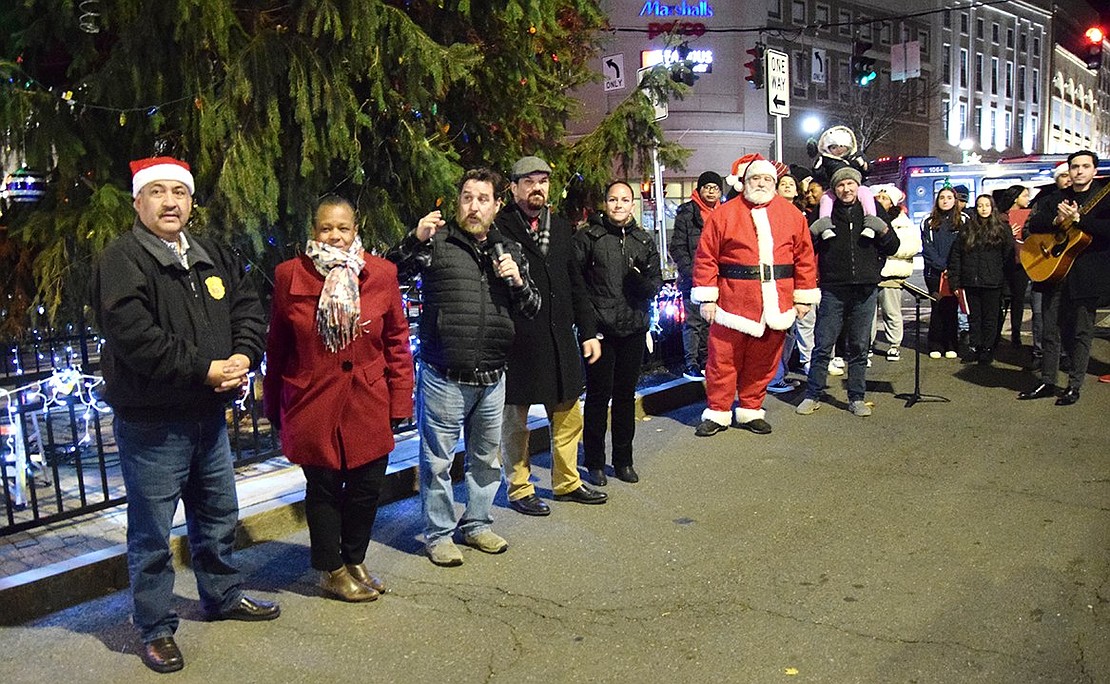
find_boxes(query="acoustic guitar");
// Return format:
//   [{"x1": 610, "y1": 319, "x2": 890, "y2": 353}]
[{"x1": 1021, "y1": 179, "x2": 1109, "y2": 283}]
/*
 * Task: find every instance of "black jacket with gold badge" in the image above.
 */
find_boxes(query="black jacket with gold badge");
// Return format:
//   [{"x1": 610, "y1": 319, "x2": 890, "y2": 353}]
[{"x1": 92, "y1": 220, "x2": 266, "y2": 421}]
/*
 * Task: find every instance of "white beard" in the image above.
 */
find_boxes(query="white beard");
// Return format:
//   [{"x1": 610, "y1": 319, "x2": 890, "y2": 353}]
[{"x1": 744, "y1": 185, "x2": 776, "y2": 206}]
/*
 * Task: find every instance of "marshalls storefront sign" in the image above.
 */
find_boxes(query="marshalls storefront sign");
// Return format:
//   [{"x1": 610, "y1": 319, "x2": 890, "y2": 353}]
[{"x1": 639, "y1": 1, "x2": 714, "y2": 17}]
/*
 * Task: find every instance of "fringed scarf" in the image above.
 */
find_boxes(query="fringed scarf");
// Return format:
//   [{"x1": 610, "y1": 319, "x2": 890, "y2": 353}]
[{"x1": 305, "y1": 236, "x2": 365, "y2": 352}]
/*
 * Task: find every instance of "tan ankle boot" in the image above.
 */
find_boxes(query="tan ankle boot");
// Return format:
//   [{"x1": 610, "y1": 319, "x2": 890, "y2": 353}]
[
  {"x1": 320, "y1": 566, "x2": 379, "y2": 602},
  {"x1": 345, "y1": 563, "x2": 386, "y2": 593}
]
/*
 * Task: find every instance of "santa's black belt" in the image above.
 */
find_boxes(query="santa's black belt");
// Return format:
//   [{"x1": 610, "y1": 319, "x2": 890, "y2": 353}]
[{"x1": 719, "y1": 264, "x2": 795, "y2": 281}]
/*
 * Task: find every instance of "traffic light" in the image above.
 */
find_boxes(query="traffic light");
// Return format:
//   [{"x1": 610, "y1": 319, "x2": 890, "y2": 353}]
[
  {"x1": 1085, "y1": 26, "x2": 1104, "y2": 70},
  {"x1": 851, "y1": 41, "x2": 877, "y2": 86},
  {"x1": 744, "y1": 43, "x2": 765, "y2": 89}
]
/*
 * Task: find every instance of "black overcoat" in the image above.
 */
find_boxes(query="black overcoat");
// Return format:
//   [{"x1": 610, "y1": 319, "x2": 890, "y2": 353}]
[{"x1": 496, "y1": 204, "x2": 598, "y2": 406}]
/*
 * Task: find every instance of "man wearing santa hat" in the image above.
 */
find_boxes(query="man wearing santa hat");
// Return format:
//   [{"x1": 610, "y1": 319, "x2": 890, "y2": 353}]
[
  {"x1": 691, "y1": 154, "x2": 820, "y2": 436},
  {"x1": 92, "y1": 157, "x2": 278, "y2": 673}
]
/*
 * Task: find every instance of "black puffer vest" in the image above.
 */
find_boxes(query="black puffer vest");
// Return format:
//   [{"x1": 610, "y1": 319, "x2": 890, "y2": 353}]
[{"x1": 418, "y1": 225, "x2": 518, "y2": 373}]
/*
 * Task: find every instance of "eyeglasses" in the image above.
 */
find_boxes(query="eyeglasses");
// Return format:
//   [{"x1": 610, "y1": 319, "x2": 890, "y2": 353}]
[{"x1": 701, "y1": 184, "x2": 721, "y2": 192}]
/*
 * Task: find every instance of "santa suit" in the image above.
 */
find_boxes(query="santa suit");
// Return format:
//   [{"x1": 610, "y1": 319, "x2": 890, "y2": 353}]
[{"x1": 691, "y1": 192, "x2": 819, "y2": 426}]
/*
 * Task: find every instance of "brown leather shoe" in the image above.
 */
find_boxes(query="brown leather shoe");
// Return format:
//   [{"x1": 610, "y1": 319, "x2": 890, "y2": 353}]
[
  {"x1": 321, "y1": 567, "x2": 379, "y2": 602},
  {"x1": 345, "y1": 563, "x2": 386, "y2": 593},
  {"x1": 141, "y1": 636, "x2": 184, "y2": 673}
]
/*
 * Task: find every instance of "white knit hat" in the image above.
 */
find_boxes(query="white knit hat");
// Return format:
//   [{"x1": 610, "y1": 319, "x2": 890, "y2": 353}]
[
  {"x1": 130, "y1": 157, "x2": 195, "y2": 197},
  {"x1": 1052, "y1": 163, "x2": 1069, "y2": 179},
  {"x1": 872, "y1": 184, "x2": 904, "y2": 206}
]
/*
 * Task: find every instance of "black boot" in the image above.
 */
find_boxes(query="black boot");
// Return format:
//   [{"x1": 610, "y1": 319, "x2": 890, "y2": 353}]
[{"x1": 977, "y1": 347, "x2": 993, "y2": 365}]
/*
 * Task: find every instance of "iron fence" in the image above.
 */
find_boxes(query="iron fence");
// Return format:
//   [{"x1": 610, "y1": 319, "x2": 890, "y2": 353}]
[{"x1": 1, "y1": 332, "x2": 283, "y2": 537}]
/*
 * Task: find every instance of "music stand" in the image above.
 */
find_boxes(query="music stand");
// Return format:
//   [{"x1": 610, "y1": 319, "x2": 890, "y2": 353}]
[{"x1": 894, "y1": 281, "x2": 950, "y2": 408}]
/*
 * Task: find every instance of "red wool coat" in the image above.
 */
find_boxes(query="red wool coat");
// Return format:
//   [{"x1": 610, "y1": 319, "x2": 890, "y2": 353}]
[
  {"x1": 691, "y1": 193, "x2": 820, "y2": 336},
  {"x1": 263, "y1": 254, "x2": 414, "y2": 470}
]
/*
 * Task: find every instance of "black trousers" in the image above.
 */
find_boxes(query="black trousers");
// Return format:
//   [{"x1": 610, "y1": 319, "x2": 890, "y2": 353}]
[
  {"x1": 1040, "y1": 285, "x2": 1098, "y2": 391},
  {"x1": 965, "y1": 286, "x2": 1003, "y2": 354},
  {"x1": 583, "y1": 332, "x2": 645, "y2": 470},
  {"x1": 925, "y1": 273, "x2": 960, "y2": 353},
  {"x1": 302, "y1": 457, "x2": 388, "y2": 572}
]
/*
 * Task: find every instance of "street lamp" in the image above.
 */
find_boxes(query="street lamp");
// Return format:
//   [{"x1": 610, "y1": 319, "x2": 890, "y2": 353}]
[
  {"x1": 802, "y1": 115, "x2": 823, "y2": 136},
  {"x1": 959, "y1": 138, "x2": 975, "y2": 163}
]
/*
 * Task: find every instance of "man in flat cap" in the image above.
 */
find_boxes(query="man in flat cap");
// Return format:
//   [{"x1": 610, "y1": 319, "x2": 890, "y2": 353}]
[
  {"x1": 495, "y1": 156, "x2": 606, "y2": 516},
  {"x1": 93, "y1": 156, "x2": 278, "y2": 674}
]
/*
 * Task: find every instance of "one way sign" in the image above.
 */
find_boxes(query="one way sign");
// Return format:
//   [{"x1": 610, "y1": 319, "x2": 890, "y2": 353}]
[{"x1": 764, "y1": 48, "x2": 790, "y2": 117}]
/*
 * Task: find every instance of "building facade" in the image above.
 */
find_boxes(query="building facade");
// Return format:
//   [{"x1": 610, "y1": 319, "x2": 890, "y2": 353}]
[
  {"x1": 934, "y1": 1, "x2": 1053, "y2": 162},
  {"x1": 569, "y1": 1, "x2": 1109, "y2": 183}
]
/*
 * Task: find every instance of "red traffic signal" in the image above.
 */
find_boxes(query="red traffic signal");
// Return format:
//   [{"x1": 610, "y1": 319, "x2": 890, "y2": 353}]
[
  {"x1": 744, "y1": 44, "x2": 765, "y2": 90},
  {"x1": 1086, "y1": 26, "x2": 1104, "y2": 70}
]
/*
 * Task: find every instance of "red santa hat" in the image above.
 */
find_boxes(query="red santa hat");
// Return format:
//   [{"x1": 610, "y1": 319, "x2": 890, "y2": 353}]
[
  {"x1": 130, "y1": 157, "x2": 195, "y2": 197},
  {"x1": 725, "y1": 153, "x2": 772, "y2": 193}
]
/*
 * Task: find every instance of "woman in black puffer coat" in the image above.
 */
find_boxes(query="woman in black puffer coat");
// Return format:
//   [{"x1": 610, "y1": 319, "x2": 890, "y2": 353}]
[
  {"x1": 947, "y1": 194, "x2": 1014, "y2": 364},
  {"x1": 574, "y1": 181, "x2": 662, "y2": 485}
]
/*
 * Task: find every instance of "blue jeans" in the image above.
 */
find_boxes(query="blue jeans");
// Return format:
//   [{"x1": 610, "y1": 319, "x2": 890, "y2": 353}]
[
  {"x1": 771, "y1": 323, "x2": 798, "y2": 385},
  {"x1": 417, "y1": 365, "x2": 505, "y2": 544},
  {"x1": 115, "y1": 414, "x2": 243, "y2": 643},
  {"x1": 681, "y1": 293, "x2": 709, "y2": 368},
  {"x1": 806, "y1": 284, "x2": 878, "y2": 402}
]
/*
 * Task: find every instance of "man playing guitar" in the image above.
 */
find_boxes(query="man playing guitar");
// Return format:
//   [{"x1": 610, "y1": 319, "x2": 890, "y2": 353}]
[{"x1": 1018, "y1": 150, "x2": 1109, "y2": 405}]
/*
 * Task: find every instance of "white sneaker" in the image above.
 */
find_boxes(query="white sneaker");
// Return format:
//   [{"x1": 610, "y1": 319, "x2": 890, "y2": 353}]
[
  {"x1": 929, "y1": 351, "x2": 942, "y2": 359},
  {"x1": 944, "y1": 350, "x2": 958, "y2": 359},
  {"x1": 848, "y1": 400, "x2": 873, "y2": 417},
  {"x1": 795, "y1": 398, "x2": 821, "y2": 415},
  {"x1": 831, "y1": 356, "x2": 845, "y2": 369},
  {"x1": 887, "y1": 348, "x2": 901, "y2": 361}
]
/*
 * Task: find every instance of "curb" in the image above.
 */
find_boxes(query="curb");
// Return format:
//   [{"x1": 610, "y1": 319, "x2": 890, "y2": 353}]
[{"x1": 0, "y1": 379, "x2": 704, "y2": 625}]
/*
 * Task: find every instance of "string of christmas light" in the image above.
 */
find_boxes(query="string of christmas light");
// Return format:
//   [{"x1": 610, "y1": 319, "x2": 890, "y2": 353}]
[{"x1": 0, "y1": 59, "x2": 205, "y2": 125}]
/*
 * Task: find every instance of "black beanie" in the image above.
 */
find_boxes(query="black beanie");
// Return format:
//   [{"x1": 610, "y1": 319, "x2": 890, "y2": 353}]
[
  {"x1": 697, "y1": 171, "x2": 723, "y2": 190},
  {"x1": 999, "y1": 184, "x2": 1025, "y2": 212}
]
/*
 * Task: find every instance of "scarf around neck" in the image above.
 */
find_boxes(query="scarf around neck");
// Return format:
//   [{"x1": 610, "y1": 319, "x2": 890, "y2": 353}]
[
  {"x1": 690, "y1": 189, "x2": 718, "y2": 222},
  {"x1": 305, "y1": 236, "x2": 365, "y2": 352}
]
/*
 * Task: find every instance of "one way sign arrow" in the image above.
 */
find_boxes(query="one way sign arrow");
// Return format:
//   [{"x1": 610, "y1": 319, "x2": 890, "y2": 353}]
[{"x1": 772, "y1": 94, "x2": 786, "y2": 109}]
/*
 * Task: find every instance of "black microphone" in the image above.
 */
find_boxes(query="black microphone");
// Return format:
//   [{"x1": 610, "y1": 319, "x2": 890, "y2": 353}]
[{"x1": 485, "y1": 230, "x2": 515, "y2": 285}]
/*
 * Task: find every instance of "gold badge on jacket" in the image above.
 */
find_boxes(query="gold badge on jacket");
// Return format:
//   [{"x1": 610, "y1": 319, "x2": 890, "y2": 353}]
[{"x1": 205, "y1": 276, "x2": 226, "y2": 300}]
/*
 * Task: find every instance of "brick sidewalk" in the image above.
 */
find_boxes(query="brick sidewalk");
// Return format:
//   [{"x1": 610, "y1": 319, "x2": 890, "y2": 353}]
[{"x1": 0, "y1": 455, "x2": 298, "y2": 579}]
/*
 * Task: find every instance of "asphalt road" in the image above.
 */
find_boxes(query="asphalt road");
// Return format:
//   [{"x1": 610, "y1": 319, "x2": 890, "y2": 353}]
[{"x1": 1, "y1": 340, "x2": 1107, "y2": 683}]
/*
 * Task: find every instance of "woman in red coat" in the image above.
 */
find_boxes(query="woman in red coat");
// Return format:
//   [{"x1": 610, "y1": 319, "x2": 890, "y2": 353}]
[{"x1": 264, "y1": 196, "x2": 413, "y2": 602}]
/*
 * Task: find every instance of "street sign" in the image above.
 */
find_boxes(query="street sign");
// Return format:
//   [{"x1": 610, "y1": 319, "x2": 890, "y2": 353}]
[
  {"x1": 637, "y1": 66, "x2": 668, "y2": 121},
  {"x1": 765, "y1": 48, "x2": 790, "y2": 117},
  {"x1": 602, "y1": 53, "x2": 625, "y2": 92},
  {"x1": 811, "y1": 48, "x2": 827, "y2": 85}
]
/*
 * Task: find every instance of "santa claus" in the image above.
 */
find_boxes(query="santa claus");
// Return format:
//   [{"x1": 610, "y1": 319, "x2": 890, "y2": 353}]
[{"x1": 691, "y1": 154, "x2": 820, "y2": 436}]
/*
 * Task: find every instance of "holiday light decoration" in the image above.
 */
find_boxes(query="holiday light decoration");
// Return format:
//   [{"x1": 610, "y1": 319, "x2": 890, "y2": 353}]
[{"x1": 1, "y1": 367, "x2": 108, "y2": 506}]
